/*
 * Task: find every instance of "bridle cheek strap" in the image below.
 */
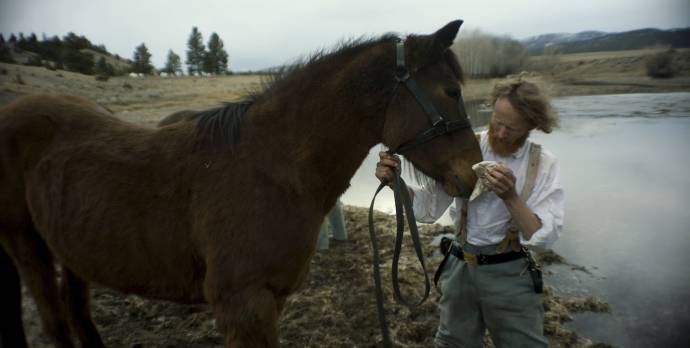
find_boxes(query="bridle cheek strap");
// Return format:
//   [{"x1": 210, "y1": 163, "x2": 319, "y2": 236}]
[
  {"x1": 368, "y1": 37, "x2": 473, "y2": 348},
  {"x1": 390, "y1": 38, "x2": 472, "y2": 154}
]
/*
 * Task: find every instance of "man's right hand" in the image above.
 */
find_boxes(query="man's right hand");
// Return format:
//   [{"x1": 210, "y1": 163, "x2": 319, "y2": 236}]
[{"x1": 375, "y1": 151, "x2": 401, "y2": 187}]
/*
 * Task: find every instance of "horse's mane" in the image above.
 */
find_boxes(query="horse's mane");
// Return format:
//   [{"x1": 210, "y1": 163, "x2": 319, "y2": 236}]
[
  {"x1": 193, "y1": 34, "x2": 398, "y2": 151},
  {"x1": 195, "y1": 100, "x2": 253, "y2": 150},
  {"x1": 194, "y1": 33, "x2": 464, "y2": 152},
  {"x1": 249, "y1": 34, "x2": 399, "y2": 101}
]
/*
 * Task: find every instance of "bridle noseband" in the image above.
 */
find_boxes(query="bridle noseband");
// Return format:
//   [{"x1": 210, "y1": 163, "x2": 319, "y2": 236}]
[
  {"x1": 368, "y1": 38, "x2": 474, "y2": 348},
  {"x1": 389, "y1": 38, "x2": 472, "y2": 154}
]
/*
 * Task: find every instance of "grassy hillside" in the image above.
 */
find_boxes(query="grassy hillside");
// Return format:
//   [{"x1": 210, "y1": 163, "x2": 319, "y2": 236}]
[
  {"x1": 556, "y1": 28, "x2": 690, "y2": 54},
  {"x1": 524, "y1": 27, "x2": 690, "y2": 55},
  {"x1": 521, "y1": 47, "x2": 690, "y2": 96},
  {"x1": 1, "y1": 47, "x2": 689, "y2": 125},
  {"x1": 82, "y1": 48, "x2": 133, "y2": 73}
]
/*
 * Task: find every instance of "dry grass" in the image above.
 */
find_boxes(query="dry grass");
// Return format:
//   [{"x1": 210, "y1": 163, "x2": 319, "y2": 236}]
[
  {"x1": 546, "y1": 48, "x2": 687, "y2": 62},
  {"x1": 18, "y1": 206, "x2": 612, "y2": 348},
  {"x1": 2, "y1": 46, "x2": 690, "y2": 125}
]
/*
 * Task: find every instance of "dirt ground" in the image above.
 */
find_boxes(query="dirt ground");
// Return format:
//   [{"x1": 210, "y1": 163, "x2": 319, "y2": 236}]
[
  {"x1": 19, "y1": 207, "x2": 611, "y2": 348},
  {"x1": 2, "y1": 48, "x2": 687, "y2": 347}
]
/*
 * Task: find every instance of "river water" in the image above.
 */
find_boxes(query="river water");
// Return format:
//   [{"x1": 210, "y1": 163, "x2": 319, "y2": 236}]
[{"x1": 341, "y1": 92, "x2": 690, "y2": 347}]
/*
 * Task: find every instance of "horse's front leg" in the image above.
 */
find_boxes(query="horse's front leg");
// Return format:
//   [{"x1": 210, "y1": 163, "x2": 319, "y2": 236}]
[{"x1": 209, "y1": 285, "x2": 281, "y2": 348}]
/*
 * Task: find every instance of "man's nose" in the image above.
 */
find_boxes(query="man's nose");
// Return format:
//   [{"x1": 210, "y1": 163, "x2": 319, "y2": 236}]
[{"x1": 496, "y1": 126, "x2": 509, "y2": 140}]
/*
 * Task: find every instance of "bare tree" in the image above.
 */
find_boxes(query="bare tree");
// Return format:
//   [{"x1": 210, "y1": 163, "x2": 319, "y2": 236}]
[{"x1": 452, "y1": 29, "x2": 527, "y2": 78}]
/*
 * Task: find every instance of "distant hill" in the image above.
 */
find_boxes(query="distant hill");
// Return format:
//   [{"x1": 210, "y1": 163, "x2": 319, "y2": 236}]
[
  {"x1": 82, "y1": 48, "x2": 132, "y2": 73},
  {"x1": 523, "y1": 27, "x2": 690, "y2": 55},
  {"x1": 0, "y1": 32, "x2": 133, "y2": 76},
  {"x1": 522, "y1": 31, "x2": 609, "y2": 53}
]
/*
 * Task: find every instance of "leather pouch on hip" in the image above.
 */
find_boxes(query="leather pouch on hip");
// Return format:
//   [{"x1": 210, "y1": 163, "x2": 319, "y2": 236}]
[{"x1": 529, "y1": 266, "x2": 543, "y2": 294}]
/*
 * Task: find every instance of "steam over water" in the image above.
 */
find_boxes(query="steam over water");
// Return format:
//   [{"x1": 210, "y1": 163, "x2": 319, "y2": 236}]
[{"x1": 341, "y1": 92, "x2": 690, "y2": 347}]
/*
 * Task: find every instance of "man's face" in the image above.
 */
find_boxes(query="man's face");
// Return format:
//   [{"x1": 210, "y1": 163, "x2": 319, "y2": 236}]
[{"x1": 488, "y1": 97, "x2": 532, "y2": 157}]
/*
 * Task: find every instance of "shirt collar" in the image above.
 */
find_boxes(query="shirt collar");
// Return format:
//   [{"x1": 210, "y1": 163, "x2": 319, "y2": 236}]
[{"x1": 510, "y1": 139, "x2": 531, "y2": 159}]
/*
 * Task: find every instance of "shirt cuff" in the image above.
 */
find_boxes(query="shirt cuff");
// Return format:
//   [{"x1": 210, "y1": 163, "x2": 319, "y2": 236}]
[{"x1": 520, "y1": 210, "x2": 559, "y2": 252}]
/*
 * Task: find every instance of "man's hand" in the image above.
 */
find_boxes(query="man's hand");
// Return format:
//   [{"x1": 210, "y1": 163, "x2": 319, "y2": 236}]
[
  {"x1": 484, "y1": 164, "x2": 518, "y2": 200},
  {"x1": 375, "y1": 151, "x2": 401, "y2": 187}
]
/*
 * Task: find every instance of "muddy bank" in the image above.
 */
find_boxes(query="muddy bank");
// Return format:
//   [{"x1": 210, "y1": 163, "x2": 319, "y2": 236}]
[{"x1": 21, "y1": 206, "x2": 610, "y2": 347}]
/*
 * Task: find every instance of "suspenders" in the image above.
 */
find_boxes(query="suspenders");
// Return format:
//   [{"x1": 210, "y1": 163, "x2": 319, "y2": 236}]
[{"x1": 458, "y1": 143, "x2": 542, "y2": 252}]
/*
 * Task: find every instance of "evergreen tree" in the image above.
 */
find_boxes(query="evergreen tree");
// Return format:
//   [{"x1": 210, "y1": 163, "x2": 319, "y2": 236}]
[
  {"x1": 203, "y1": 32, "x2": 229, "y2": 74},
  {"x1": 27, "y1": 33, "x2": 39, "y2": 52},
  {"x1": 94, "y1": 56, "x2": 115, "y2": 76},
  {"x1": 132, "y1": 43, "x2": 154, "y2": 74},
  {"x1": 0, "y1": 34, "x2": 14, "y2": 63},
  {"x1": 16, "y1": 33, "x2": 40, "y2": 55},
  {"x1": 8, "y1": 34, "x2": 17, "y2": 43},
  {"x1": 163, "y1": 49, "x2": 182, "y2": 75},
  {"x1": 63, "y1": 32, "x2": 91, "y2": 51},
  {"x1": 40, "y1": 35, "x2": 64, "y2": 66},
  {"x1": 63, "y1": 50, "x2": 94, "y2": 74},
  {"x1": 186, "y1": 27, "x2": 206, "y2": 75}
]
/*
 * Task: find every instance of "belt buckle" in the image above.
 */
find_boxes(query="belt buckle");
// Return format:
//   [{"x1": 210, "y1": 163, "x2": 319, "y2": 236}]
[{"x1": 464, "y1": 252, "x2": 478, "y2": 266}]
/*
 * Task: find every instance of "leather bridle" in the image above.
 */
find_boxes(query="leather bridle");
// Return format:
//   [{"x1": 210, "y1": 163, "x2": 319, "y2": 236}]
[
  {"x1": 367, "y1": 37, "x2": 474, "y2": 348},
  {"x1": 388, "y1": 38, "x2": 472, "y2": 154}
]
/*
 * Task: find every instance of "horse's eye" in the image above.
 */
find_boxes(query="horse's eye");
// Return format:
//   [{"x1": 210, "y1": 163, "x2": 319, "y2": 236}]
[{"x1": 445, "y1": 87, "x2": 461, "y2": 99}]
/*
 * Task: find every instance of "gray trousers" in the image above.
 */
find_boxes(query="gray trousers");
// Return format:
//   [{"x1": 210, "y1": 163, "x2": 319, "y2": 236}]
[
  {"x1": 434, "y1": 243, "x2": 547, "y2": 348},
  {"x1": 317, "y1": 200, "x2": 347, "y2": 250}
]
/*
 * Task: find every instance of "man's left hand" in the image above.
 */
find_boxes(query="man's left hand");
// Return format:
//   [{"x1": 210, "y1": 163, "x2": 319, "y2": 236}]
[{"x1": 484, "y1": 164, "x2": 518, "y2": 200}]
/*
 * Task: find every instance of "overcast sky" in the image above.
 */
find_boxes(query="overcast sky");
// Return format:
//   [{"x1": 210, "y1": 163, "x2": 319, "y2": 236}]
[{"x1": 1, "y1": 0, "x2": 689, "y2": 71}]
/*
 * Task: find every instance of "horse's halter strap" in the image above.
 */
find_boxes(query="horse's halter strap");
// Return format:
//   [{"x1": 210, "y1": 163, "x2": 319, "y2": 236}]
[
  {"x1": 367, "y1": 38, "x2": 474, "y2": 348},
  {"x1": 389, "y1": 38, "x2": 472, "y2": 155}
]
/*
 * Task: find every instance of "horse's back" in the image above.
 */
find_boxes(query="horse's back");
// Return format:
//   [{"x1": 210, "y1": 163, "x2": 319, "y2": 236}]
[
  {"x1": 0, "y1": 93, "x2": 126, "y2": 233},
  {"x1": 1, "y1": 93, "x2": 120, "y2": 154},
  {"x1": 0, "y1": 94, "x2": 206, "y2": 302}
]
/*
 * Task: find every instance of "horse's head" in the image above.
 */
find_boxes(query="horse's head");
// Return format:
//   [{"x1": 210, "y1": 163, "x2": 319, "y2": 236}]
[{"x1": 382, "y1": 20, "x2": 482, "y2": 198}]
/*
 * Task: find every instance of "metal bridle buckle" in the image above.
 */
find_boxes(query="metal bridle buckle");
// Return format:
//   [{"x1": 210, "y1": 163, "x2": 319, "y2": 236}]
[{"x1": 395, "y1": 67, "x2": 410, "y2": 82}]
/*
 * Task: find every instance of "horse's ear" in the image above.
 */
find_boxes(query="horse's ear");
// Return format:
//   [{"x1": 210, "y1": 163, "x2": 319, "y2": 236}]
[{"x1": 433, "y1": 20, "x2": 463, "y2": 48}]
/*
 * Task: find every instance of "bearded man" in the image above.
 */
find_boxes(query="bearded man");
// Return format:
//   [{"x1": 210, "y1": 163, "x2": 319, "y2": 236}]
[{"x1": 375, "y1": 79, "x2": 564, "y2": 348}]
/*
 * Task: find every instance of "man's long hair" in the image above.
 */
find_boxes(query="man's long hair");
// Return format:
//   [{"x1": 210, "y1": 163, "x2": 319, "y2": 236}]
[{"x1": 488, "y1": 78, "x2": 559, "y2": 133}]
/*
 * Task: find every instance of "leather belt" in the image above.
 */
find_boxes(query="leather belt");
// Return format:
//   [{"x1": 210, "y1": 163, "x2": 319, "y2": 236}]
[{"x1": 446, "y1": 243, "x2": 526, "y2": 266}]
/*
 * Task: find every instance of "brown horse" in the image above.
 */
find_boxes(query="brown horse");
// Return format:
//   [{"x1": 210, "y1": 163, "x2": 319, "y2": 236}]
[{"x1": 0, "y1": 21, "x2": 482, "y2": 347}]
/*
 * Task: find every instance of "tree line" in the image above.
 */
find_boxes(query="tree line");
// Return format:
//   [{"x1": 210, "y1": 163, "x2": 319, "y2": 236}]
[
  {"x1": 451, "y1": 29, "x2": 528, "y2": 78},
  {"x1": 0, "y1": 32, "x2": 119, "y2": 75},
  {"x1": 0, "y1": 27, "x2": 230, "y2": 77}
]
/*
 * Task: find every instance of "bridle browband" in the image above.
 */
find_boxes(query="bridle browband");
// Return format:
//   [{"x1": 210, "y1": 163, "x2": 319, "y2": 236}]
[{"x1": 367, "y1": 37, "x2": 474, "y2": 348}]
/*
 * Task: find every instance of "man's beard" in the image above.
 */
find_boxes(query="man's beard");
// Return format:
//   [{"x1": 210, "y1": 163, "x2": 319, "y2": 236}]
[{"x1": 488, "y1": 124, "x2": 529, "y2": 157}]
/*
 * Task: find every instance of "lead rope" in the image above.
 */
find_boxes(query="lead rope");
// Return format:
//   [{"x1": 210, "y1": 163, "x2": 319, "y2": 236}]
[{"x1": 368, "y1": 151, "x2": 431, "y2": 348}]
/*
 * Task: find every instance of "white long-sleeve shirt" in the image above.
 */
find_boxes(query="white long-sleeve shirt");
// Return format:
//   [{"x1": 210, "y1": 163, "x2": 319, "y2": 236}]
[{"x1": 411, "y1": 130, "x2": 564, "y2": 251}]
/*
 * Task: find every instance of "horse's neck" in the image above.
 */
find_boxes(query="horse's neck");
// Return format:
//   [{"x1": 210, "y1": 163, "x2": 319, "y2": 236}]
[{"x1": 246, "y1": 48, "x2": 391, "y2": 208}]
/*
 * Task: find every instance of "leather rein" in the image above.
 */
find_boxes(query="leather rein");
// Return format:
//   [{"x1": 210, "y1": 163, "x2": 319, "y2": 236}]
[{"x1": 367, "y1": 38, "x2": 472, "y2": 347}]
